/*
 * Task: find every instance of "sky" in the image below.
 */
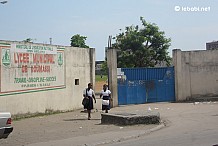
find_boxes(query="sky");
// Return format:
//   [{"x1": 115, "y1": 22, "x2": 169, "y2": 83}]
[{"x1": 0, "y1": 0, "x2": 217, "y2": 60}]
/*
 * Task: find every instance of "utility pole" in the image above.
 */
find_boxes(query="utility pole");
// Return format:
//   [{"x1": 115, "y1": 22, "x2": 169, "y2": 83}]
[{"x1": 49, "y1": 38, "x2": 52, "y2": 45}]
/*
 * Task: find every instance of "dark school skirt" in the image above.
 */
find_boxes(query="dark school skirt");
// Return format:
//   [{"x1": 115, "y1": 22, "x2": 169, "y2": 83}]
[{"x1": 84, "y1": 96, "x2": 94, "y2": 110}]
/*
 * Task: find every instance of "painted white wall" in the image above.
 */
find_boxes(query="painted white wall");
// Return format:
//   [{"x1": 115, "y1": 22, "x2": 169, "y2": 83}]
[
  {"x1": 173, "y1": 49, "x2": 218, "y2": 101},
  {"x1": 0, "y1": 41, "x2": 95, "y2": 115}
]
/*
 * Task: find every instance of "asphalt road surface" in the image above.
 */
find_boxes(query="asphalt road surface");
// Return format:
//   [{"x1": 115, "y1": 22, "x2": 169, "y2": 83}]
[
  {"x1": 101, "y1": 102, "x2": 218, "y2": 146},
  {"x1": 0, "y1": 102, "x2": 217, "y2": 146}
]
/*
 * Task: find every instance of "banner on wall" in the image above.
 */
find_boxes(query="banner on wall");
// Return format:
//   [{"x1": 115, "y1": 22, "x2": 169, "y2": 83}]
[{"x1": 0, "y1": 42, "x2": 65, "y2": 95}]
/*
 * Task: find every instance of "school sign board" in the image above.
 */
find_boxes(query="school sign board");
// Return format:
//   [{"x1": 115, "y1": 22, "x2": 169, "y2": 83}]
[{"x1": 0, "y1": 42, "x2": 65, "y2": 95}]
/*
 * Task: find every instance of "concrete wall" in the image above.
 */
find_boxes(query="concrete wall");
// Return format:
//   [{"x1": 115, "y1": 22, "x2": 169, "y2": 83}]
[
  {"x1": 0, "y1": 40, "x2": 95, "y2": 115},
  {"x1": 107, "y1": 49, "x2": 118, "y2": 107},
  {"x1": 173, "y1": 49, "x2": 218, "y2": 101}
]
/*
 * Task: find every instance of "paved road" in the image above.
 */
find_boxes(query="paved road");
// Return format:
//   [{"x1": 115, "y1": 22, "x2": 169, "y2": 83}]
[
  {"x1": 0, "y1": 98, "x2": 156, "y2": 146},
  {"x1": 0, "y1": 101, "x2": 217, "y2": 146},
  {"x1": 102, "y1": 102, "x2": 218, "y2": 146}
]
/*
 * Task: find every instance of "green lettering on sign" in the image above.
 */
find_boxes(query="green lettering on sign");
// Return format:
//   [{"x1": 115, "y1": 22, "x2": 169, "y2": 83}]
[{"x1": 14, "y1": 78, "x2": 27, "y2": 83}]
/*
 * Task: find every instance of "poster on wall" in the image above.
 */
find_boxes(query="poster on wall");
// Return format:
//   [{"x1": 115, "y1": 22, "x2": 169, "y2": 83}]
[{"x1": 0, "y1": 42, "x2": 65, "y2": 95}]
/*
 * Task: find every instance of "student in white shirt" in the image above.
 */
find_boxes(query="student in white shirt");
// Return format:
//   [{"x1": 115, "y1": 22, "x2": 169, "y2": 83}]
[
  {"x1": 83, "y1": 83, "x2": 96, "y2": 120},
  {"x1": 100, "y1": 84, "x2": 111, "y2": 113}
]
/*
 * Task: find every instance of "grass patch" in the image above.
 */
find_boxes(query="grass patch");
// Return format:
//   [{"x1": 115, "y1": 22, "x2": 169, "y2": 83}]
[{"x1": 96, "y1": 75, "x2": 108, "y2": 82}]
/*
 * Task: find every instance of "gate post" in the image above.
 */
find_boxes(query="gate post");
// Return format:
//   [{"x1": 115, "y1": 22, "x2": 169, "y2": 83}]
[{"x1": 107, "y1": 49, "x2": 118, "y2": 107}]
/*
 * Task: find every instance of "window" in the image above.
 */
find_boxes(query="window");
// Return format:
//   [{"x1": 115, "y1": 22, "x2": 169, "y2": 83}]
[{"x1": 75, "y1": 79, "x2": 79, "y2": 85}]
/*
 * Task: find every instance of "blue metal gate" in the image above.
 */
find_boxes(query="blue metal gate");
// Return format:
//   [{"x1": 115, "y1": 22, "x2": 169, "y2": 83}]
[{"x1": 118, "y1": 67, "x2": 175, "y2": 105}]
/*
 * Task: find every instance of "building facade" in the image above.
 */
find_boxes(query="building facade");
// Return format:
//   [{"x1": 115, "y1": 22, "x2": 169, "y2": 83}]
[
  {"x1": 206, "y1": 41, "x2": 218, "y2": 50},
  {"x1": 0, "y1": 40, "x2": 95, "y2": 115}
]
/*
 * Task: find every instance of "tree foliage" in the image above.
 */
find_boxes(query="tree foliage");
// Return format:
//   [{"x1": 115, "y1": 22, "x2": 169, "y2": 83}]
[
  {"x1": 70, "y1": 34, "x2": 89, "y2": 48},
  {"x1": 112, "y1": 17, "x2": 172, "y2": 68},
  {"x1": 23, "y1": 38, "x2": 33, "y2": 43},
  {"x1": 101, "y1": 61, "x2": 108, "y2": 75}
]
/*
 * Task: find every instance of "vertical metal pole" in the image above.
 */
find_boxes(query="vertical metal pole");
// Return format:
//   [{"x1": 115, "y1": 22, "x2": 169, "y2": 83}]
[
  {"x1": 107, "y1": 36, "x2": 112, "y2": 90},
  {"x1": 49, "y1": 38, "x2": 52, "y2": 45}
]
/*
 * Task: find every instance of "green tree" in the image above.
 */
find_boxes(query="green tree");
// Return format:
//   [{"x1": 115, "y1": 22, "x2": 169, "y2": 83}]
[
  {"x1": 101, "y1": 61, "x2": 108, "y2": 75},
  {"x1": 23, "y1": 38, "x2": 33, "y2": 43},
  {"x1": 112, "y1": 17, "x2": 171, "y2": 68},
  {"x1": 70, "y1": 34, "x2": 89, "y2": 48}
]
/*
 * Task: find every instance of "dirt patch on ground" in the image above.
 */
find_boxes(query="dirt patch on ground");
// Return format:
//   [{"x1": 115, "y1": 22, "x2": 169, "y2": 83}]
[{"x1": 95, "y1": 81, "x2": 107, "y2": 93}]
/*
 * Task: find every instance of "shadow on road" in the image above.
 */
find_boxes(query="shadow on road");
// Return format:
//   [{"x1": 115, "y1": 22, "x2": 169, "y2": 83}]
[{"x1": 63, "y1": 118, "x2": 101, "y2": 121}]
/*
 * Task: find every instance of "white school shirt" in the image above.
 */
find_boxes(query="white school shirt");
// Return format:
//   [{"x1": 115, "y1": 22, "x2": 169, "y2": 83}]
[
  {"x1": 101, "y1": 89, "x2": 111, "y2": 97},
  {"x1": 83, "y1": 88, "x2": 94, "y2": 97}
]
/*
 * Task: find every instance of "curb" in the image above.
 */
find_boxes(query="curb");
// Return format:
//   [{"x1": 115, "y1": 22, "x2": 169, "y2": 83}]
[
  {"x1": 101, "y1": 112, "x2": 160, "y2": 126},
  {"x1": 94, "y1": 122, "x2": 165, "y2": 146}
]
